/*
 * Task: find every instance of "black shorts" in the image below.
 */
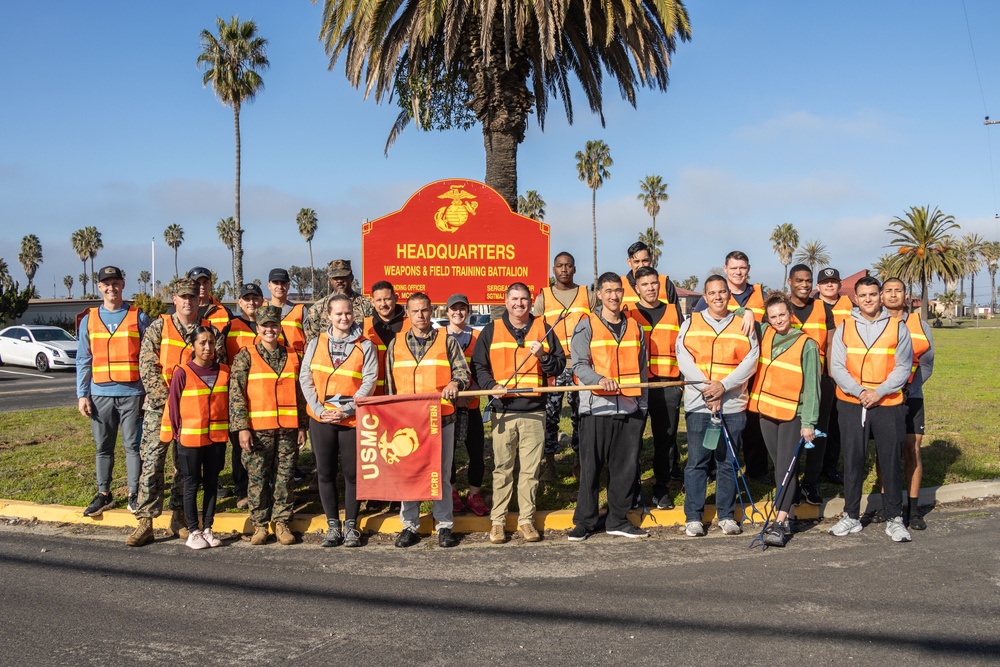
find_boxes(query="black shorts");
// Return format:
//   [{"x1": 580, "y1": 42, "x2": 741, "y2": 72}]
[{"x1": 905, "y1": 397, "x2": 924, "y2": 435}]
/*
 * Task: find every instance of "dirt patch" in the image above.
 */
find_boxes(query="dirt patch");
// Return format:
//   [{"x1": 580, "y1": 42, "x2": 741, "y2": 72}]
[{"x1": 30, "y1": 460, "x2": 87, "y2": 471}]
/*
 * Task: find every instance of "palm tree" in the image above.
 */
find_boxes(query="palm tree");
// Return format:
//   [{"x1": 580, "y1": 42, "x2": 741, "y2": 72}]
[
  {"x1": 138, "y1": 270, "x2": 151, "y2": 295},
  {"x1": 794, "y1": 239, "x2": 831, "y2": 277},
  {"x1": 678, "y1": 274, "x2": 699, "y2": 290},
  {"x1": 871, "y1": 253, "x2": 898, "y2": 283},
  {"x1": 18, "y1": 234, "x2": 43, "y2": 288},
  {"x1": 70, "y1": 229, "x2": 90, "y2": 295},
  {"x1": 78, "y1": 272, "x2": 88, "y2": 294},
  {"x1": 296, "y1": 208, "x2": 318, "y2": 294},
  {"x1": 197, "y1": 16, "x2": 269, "y2": 288},
  {"x1": 517, "y1": 191, "x2": 546, "y2": 222},
  {"x1": 576, "y1": 140, "x2": 613, "y2": 284},
  {"x1": 769, "y1": 223, "x2": 799, "y2": 286},
  {"x1": 935, "y1": 290, "x2": 960, "y2": 325},
  {"x1": 886, "y1": 205, "x2": 963, "y2": 320},
  {"x1": 63, "y1": 275, "x2": 73, "y2": 298},
  {"x1": 320, "y1": 0, "x2": 691, "y2": 209},
  {"x1": 958, "y1": 232, "x2": 986, "y2": 317},
  {"x1": 637, "y1": 175, "x2": 669, "y2": 255},
  {"x1": 82, "y1": 226, "x2": 103, "y2": 289},
  {"x1": 164, "y1": 224, "x2": 185, "y2": 279},
  {"x1": 217, "y1": 216, "x2": 238, "y2": 286},
  {"x1": 638, "y1": 227, "x2": 663, "y2": 269},
  {"x1": 982, "y1": 240, "x2": 1000, "y2": 314},
  {"x1": 0, "y1": 258, "x2": 10, "y2": 289}
]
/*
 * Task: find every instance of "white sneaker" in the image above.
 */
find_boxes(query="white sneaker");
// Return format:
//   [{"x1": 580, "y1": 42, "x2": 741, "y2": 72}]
[
  {"x1": 685, "y1": 521, "x2": 705, "y2": 537},
  {"x1": 884, "y1": 517, "x2": 912, "y2": 543},
  {"x1": 201, "y1": 528, "x2": 222, "y2": 547},
  {"x1": 828, "y1": 515, "x2": 863, "y2": 536},
  {"x1": 185, "y1": 530, "x2": 209, "y2": 550},
  {"x1": 719, "y1": 518, "x2": 742, "y2": 535}
]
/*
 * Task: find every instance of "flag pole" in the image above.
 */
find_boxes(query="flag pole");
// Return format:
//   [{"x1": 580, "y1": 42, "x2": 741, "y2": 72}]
[{"x1": 461, "y1": 379, "x2": 705, "y2": 398}]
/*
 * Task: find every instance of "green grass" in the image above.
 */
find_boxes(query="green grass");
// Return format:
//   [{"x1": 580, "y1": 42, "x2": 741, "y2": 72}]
[{"x1": 1, "y1": 327, "x2": 997, "y2": 512}]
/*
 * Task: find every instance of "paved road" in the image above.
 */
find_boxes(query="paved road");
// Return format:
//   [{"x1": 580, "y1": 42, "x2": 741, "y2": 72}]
[
  {"x1": 0, "y1": 366, "x2": 76, "y2": 413},
  {"x1": 1, "y1": 503, "x2": 997, "y2": 666}
]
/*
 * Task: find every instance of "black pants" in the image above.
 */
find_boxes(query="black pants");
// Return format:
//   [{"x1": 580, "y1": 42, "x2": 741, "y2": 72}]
[
  {"x1": 742, "y1": 410, "x2": 769, "y2": 479},
  {"x1": 633, "y1": 385, "x2": 682, "y2": 498},
  {"x1": 759, "y1": 415, "x2": 803, "y2": 514},
  {"x1": 838, "y1": 400, "x2": 905, "y2": 520},
  {"x1": 574, "y1": 413, "x2": 644, "y2": 533},
  {"x1": 823, "y1": 393, "x2": 843, "y2": 474},
  {"x1": 310, "y1": 421, "x2": 360, "y2": 523},
  {"x1": 227, "y1": 431, "x2": 249, "y2": 497},
  {"x1": 451, "y1": 407, "x2": 485, "y2": 488},
  {"x1": 801, "y1": 375, "x2": 835, "y2": 485},
  {"x1": 176, "y1": 442, "x2": 226, "y2": 532}
]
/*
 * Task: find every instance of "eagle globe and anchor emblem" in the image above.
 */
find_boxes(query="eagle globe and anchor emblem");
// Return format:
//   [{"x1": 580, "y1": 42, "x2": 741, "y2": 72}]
[
  {"x1": 378, "y1": 427, "x2": 421, "y2": 464},
  {"x1": 434, "y1": 185, "x2": 478, "y2": 233}
]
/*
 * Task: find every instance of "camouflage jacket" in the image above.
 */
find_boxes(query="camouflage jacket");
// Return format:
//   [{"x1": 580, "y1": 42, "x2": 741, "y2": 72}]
[
  {"x1": 228, "y1": 343, "x2": 308, "y2": 432},
  {"x1": 304, "y1": 292, "x2": 374, "y2": 343},
  {"x1": 139, "y1": 315, "x2": 226, "y2": 412}
]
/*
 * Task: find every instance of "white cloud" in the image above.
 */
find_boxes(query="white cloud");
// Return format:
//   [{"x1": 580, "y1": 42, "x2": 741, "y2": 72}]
[{"x1": 734, "y1": 109, "x2": 889, "y2": 142}]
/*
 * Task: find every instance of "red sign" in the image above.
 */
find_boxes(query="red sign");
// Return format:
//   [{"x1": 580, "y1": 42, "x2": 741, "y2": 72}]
[
  {"x1": 362, "y1": 179, "x2": 550, "y2": 304},
  {"x1": 354, "y1": 393, "x2": 444, "y2": 501}
]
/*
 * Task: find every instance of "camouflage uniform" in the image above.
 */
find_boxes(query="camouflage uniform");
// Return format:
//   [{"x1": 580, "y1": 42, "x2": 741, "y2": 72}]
[
  {"x1": 544, "y1": 367, "x2": 581, "y2": 454},
  {"x1": 135, "y1": 313, "x2": 226, "y2": 518},
  {"x1": 229, "y1": 342, "x2": 308, "y2": 527},
  {"x1": 304, "y1": 260, "x2": 374, "y2": 342}
]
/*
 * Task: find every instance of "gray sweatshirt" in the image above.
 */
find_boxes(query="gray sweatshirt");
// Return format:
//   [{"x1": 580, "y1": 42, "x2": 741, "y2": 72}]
[
  {"x1": 829, "y1": 307, "x2": 913, "y2": 401},
  {"x1": 675, "y1": 310, "x2": 759, "y2": 415},
  {"x1": 571, "y1": 305, "x2": 648, "y2": 417},
  {"x1": 299, "y1": 321, "x2": 378, "y2": 418},
  {"x1": 903, "y1": 314, "x2": 934, "y2": 400}
]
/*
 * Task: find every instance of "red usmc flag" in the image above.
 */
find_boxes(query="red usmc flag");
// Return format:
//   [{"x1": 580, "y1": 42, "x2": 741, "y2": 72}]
[{"x1": 354, "y1": 393, "x2": 444, "y2": 501}]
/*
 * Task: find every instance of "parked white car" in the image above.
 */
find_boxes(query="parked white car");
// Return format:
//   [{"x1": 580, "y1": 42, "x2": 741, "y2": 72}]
[{"x1": 0, "y1": 325, "x2": 78, "y2": 372}]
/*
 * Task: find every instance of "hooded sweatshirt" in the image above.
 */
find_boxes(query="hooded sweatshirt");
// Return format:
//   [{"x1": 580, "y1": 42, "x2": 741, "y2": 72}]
[
  {"x1": 298, "y1": 321, "x2": 378, "y2": 418},
  {"x1": 675, "y1": 308, "x2": 759, "y2": 414},
  {"x1": 571, "y1": 304, "x2": 648, "y2": 417},
  {"x1": 829, "y1": 306, "x2": 912, "y2": 401}
]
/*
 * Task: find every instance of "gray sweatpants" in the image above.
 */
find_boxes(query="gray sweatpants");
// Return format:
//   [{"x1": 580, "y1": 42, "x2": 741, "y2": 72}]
[
  {"x1": 88, "y1": 394, "x2": 143, "y2": 495},
  {"x1": 400, "y1": 422, "x2": 455, "y2": 533}
]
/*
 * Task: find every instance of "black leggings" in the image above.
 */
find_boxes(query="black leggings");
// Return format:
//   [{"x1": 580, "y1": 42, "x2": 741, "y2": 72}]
[
  {"x1": 451, "y1": 407, "x2": 485, "y2": 488},
  {"x1": 176, "y1": 442, "x2": 226, "y2": 531},
  {"x1": 759, "y1": 415, "x2": 803, "y2": 514},
  {"x1": 310, "y1": 421, "x2": 359, "y2": 522}
]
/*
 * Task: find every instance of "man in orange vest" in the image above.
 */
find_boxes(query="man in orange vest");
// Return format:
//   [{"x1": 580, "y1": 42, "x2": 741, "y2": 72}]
[
  {"x1": 267, "y1": 268, "x2": 306, "y2": 357},
  {"x1": 186, "y1": 266, "x2": 231, "y2": 330},
  {"x1": 883, "y1": 277, "x2": 934, "y2": 530},
  {"x1": 473, "y1": 283, "x2": 566, "y2": 544},
  {"x1": 786, "y1": 264, "x2": 838, "y2": 504},
  {"x1": 386, "y1": 292, "x2": 471, "y2": 548},
  {"x1": 568, "y1": 273, "x2": 648, "y2": 541},
  {"x1": 676, "y1": 274, "x2": 759, "y2": 538},
  {"x1": 829, "y1": 276, "x2": 913, "y2": 542},
  {"x1": 76, "y1": 265, "x2": 150, "y2": 517},
  {"x1": 630, "y1": 266, "x2": 684, "y2": 510},
  {"x1": 621, "y1": 241, "x2": 681, "y2": 308},
  {"x1": 816, "y1": 266, "x2": 854, "y2": 484},
  {"x1": 532, "y1": 251, "x2": 596, "y2": 482},
  {"x1": 817, "y1": 267, "x2": 855, "y2": 327}
]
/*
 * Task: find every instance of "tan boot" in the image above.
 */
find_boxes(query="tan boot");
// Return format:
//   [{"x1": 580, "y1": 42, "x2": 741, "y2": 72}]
[
  {"x1": 519, "y1": 522, "x2": 541, "y2": 543},
  {"x1": 539, "y1": 454, "x2": 557, "y2": 482},
  {"x1": 489, "y1": 524, "x2": 507, "y2": 544},
  {"x1": 169, "y1": 509, "x2": 189, "y2": 539},
  {"x1": 250, "y1": 526, "x2": 269, "y2": 545},
  {"x1": 275, "y1": 522, "x2": 295, "y2": 545},
  {"x1": 125, "y1": 518, "x2": 154, "y2": 547}
]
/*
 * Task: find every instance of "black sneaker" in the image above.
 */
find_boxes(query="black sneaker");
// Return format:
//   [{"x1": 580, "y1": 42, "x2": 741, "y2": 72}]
[
  {"x1": 567, "y1": 525, "x2": 591, "y2": 542},
  {"x1": 216, "y1": 486, "x2": 233, "y2": 499},
  {"x1": 437, "y1": 528, "x2": 458, "y2": 548},
  {"x1": 799, "y1": 483, "x2": 822, "y2": 505},
  {"x1": 607, "y1": 524, "x2": 649, "y2": 539},
  {"x1": 293, "y1": 467, "x2": 307, "y2": 482},
  {"x1": 394, "y1": 528, "x2": 420, "y2": 548},
  {"x1": 631, "y1": 491, "x2": 643, "y2": 509},
  {"x1": 651, "y1": 494, "x2": 675, "y2": 510},
  {"x1": 321, "y1": 521, "x2": 343, "y2": 548},
  {"x1": 343, "y1": 520, "x2": 362, "y2": 547},
  {"x1": 821, "y1": 469, "x2": 844, "y2": 485},
  {"x1": 127, "y1": 493, "x2": 138, "y2": 514},
  {"x1": 763, "y1": 522, "x2": 786, "y2": 548},
  {"x1": 909, "y1": 512, "x2": 927, "y2": 531},
  {"x1": 83, "y1": 492, "x2": 114, "y2": 517}
]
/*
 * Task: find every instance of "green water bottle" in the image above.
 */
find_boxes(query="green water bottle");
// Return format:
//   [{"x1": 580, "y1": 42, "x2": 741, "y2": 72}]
[{"x1": 703, "y1": 413, "x2": 722, "y2": 450}]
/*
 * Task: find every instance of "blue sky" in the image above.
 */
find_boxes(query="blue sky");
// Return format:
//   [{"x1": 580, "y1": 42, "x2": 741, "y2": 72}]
[{"x1": 3, "y1": 1, "x2": 1000, "y2": 301}]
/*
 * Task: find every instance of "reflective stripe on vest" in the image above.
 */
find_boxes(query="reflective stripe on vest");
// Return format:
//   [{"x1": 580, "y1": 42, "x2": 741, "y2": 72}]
[
  {"x1": 621, "y1": 274, "x2": 669, "y2": 307},
  {"x1": 391, "y1": 331, "x2": 454, "y2": 415},
  {"x1": 158, "y1": 315, "x2": 212, "y2": 385},
  {"x1": 87, "y1": 306, "x2": 141, "y2": 383},
  {"x1": 628, "y1": 305, "x2": 680, "y2": 379},
  {"x1": 363, "y1": 316, "x2": 412, "y2": 396},
  {"x1": 489, "y1": 317, "x2": 549, "y2": 397},
  {"x1": 461, "y1": 329, "x2": 481, "y2": 409},
  {"x1": 206, "y1": 298, "x2": 231, "y2": 330},
  {"x1": 903, "y1": 313, "x2": 930, "y2": 384},
  {"x1": 835, "y1": 318, "x2": 904, "y2": 406},
  {"x1": 306, "y1": 333, "x2": 366, "y2": 427},
  {"x1": 749, "y1": 328, "x2": 807, "y2": 421},
  {"x1": 791, "y1": 300, "x2": 828, "y2": 369},
  {"x1": 728, "y1": 284, "x2": 765, "y2": 321},
  {"x1": 225, "y1": 318, "x2": 257, "y2": 364},
  {"x1": 683, "y1": 313, "x2": 753, "y2": 382},
  {"x1": 162, "y1": 363, "x2": 230, "y2": 447},
  {"x1": 246, "y1": 345, "x2": 300, "y2": 430},
  {"x1": 541, "y1": 286, "x2": 591, "y2": 355},
  {"x1": 589, "y1": 313, "x2": 643, "y2": 397},
  {"x1": 831, "y1": 295, "x2": 853, "y2": 328},
  {"x1": 280, "y1": 303, "x2": 307, "y2": 356}
]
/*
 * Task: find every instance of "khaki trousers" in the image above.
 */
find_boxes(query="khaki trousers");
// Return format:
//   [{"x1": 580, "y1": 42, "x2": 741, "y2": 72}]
[{"x1": 489, "y1": 410, "x2": 545, "y2": 525}]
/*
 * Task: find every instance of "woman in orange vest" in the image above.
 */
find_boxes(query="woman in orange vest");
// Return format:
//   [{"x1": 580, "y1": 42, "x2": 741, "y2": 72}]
[
  {"x1": 299, "y1": 294, "x2": 378, "y2": 548},
  {"x1": 166, "y1": 326, "x2": 230, "y2": 550},
  {"x1": 749, "y1": 293, "x2": 821, "y2": 547}
]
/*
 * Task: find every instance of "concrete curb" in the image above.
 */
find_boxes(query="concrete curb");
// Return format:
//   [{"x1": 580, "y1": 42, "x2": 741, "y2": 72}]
[{"x1": 2, "y1": 479, "x2": 997, "y2": 536}]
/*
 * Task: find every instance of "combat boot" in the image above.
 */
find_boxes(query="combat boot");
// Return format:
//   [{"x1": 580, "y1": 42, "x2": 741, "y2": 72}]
[
  {"x1": 169, "y1": 509, "x2": 189, "y2": 539},
  {"x1": 539, "y1": 454, "x2": 557, "y2": 482},
  {"x1": 275, "y1": 522, "x2": 295, "y2": 545},
  {"x1": 126, "y1": 518, "x2": 154, "y2": 547},
  {"x1": 250, "y1": 526, "x2": 269, "y2": 545}
]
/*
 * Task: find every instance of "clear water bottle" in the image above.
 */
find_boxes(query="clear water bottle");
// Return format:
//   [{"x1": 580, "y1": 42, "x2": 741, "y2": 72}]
[{"x1": 703, "y1": 414, "x2": 722, "y2": 450}]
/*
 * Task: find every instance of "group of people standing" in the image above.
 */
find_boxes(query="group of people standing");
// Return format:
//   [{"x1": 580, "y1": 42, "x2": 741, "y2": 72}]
[{"x1": 75, "y1": 242, "x2": 933, "y2": 550}]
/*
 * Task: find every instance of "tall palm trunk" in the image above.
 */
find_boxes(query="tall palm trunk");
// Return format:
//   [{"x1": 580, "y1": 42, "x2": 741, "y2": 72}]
[
  {"x1": 81, "y1": 259, "x2": 89, "y2": 295},
  {"x1": 991, "y1": 271, "x2": 997, "y2": 313},
  {"x1": 651, "y1": 215, "x2": 658, "y2": 268},
  {"x1": 958, "y1": 275, "x2": 965, "y2": 318},
  {"x1": 174, "y1": 250, "x2": 179, "y2": 279},
  {"x1": 920, "y1": 276, "x2": 930, "y2": 321},
  {"x1": 591, "y1": 187, "x2": 598, "y2": 287},
  {"x1": 483, "y1": 130, "x2": 518, "y2": 211},
  {"x1": 233, "y1": 103, "x2": 244, "y2": 287},
  {"x1": 308, "y1": 240, "x2": 315, "y2": 295},
  {"x1": 970, "y1": 273, "x2": 976, "y2": 317}
]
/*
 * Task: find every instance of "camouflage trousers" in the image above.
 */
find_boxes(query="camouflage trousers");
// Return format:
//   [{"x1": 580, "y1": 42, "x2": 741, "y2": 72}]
[
  {"x1": 243, "y1": 428, "x2": 297, "y2": 527},
  {"x1": 135, "y1": 409, "x2": 185, "y2": 518},
  {"x1": 544, "y1": 367, "x2": 580, "y2": 454}
]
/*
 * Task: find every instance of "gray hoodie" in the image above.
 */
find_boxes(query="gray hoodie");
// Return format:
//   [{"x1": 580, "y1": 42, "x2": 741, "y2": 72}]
[
  {"x1": 571, "y1": 305, "x2": 648, "y2": 417},
  {"x1": 675, "y1": 310, "x2": 759, "y2": 414},
  {"x1": 830, "y1": 307, "x2": 912, "y2": 400},
  {"x1": 298, "y1": 321, "x2": 378, "y2": 418}
]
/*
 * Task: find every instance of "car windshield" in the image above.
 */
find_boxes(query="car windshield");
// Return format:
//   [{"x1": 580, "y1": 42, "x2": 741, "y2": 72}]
[{"x1": 32, "y1": 328, "x2": 76, "y2": 342}]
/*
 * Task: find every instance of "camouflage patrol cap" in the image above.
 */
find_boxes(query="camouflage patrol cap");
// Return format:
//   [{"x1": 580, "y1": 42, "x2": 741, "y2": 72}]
[
  {"x1": 255, "y1": 305, "x2": 281, "y2": 326},
  {"x1": 328, "y1": 259, "x2": 353, "y2": 278},
  {"x1": 173, "y1": 278, "x2": 198, "y2": 297}
]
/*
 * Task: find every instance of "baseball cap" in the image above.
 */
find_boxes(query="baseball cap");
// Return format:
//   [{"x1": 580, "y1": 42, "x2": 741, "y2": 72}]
[
  {"x1": 238, "y1": 283, "x2": 264, "y2": 299},
  {"x1": 255, "y1": 305, "x2": 281, "y2": 325},
  {"x1": 172, "y1": 278, "x2": 198, "y2": 297},
  {"x1": 817, "y1": 268, "x2": 841, "y2": 283},
  {"x1": 268, "y1": 268, "x2": 290, "y2": 283},
  {"x1": 446, "y1": 293, "x2": 470, "y2": 309},
  {"x1": 328, "y1": 259, "x2": 352, "y2": 278},
  {"x1": 187, "y1": 266, "x2": 212, "y2": 281},
  {"x1": 97, "y1": 266, "x2": 124, "y2": 282}
]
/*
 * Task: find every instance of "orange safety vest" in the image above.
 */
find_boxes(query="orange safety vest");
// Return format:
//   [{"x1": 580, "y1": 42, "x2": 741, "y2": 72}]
[
  {"x1": 683, "y1": 312, "x2": 753, "y2": 383},
  {"x1": 246, "y1": 344, "x2": 300, "y2": 430},
  {"x1": 835, "y1": 318, "x2": 904, "y2": 406},
  {"x1": 305, "y1": 333, "x2": 366, "y2": 427},
  {"x1": 728, "y1": 284, "x2": 766, "y2": 321},
  {"x1": 629, "y1": 304, "x2": 680, "y2": 379},
  {"x1": 205, "y1": 298, "x2": 231, "y2": 330},
  {"x1": 225, "y1": 318, "x2": 257, "y2": 364},
  {"x1": 489, "y1": 317, "x2": 549, "y2": 397},
  {"x1": 621, "y1": 274, "x2": 669, "y2": 308},
  {"x1": 391, "y1": 331, "x2": 455, "y2": 415},
  {"x1": 830, "y1": 295, "x2": 854, "y2": 328},
  {"x1": 158, "y1": 314, "x2": 211, "y2": 386},
  {"x1": 749, "y1": 328, "x2": 808, "y2": 421},
  {"x1": 540, "y1": 286, "x2": 591, "y2": 355},
  {"x1": 791, "y1": 300, "x2": 829, "y2": 369},
  {"x1": 87, "y1": 306, "x2": 141, "y2": 383},
  {"x1": 162, "y1": 363, "x2": 231, "y2": 447},
  {"x1": 459, "y1": 329, "x2": 481, "y2": 409},
  {"x1": 903, "y1": 313, "x2": 930, "y2": 384},
  {"x1": 277, "y1": 303, "x2": 306, "y2": 356},
  {"x1": 363, "y1": 316, "x2": 412, "y2": 396},
  {"x1": 588, "y1": 313, "x2": 643, "y2": 396}
]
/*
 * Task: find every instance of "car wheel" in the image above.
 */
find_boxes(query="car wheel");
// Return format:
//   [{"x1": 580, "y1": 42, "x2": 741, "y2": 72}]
[{"x1": 35, "y1": 353, "x2": 50, "y2": 372}]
